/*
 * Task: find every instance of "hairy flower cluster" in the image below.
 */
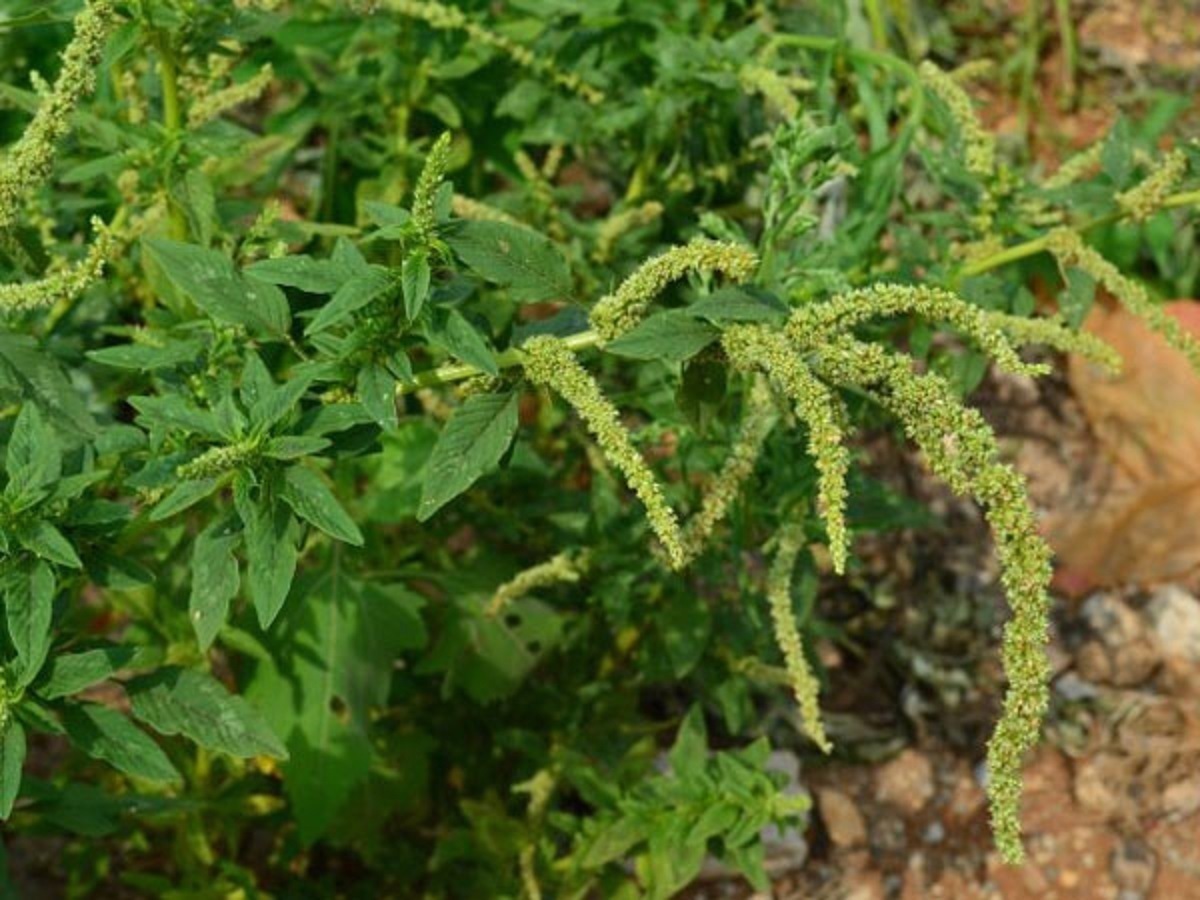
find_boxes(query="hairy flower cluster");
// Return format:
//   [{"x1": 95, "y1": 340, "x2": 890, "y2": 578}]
[
  {"x1": 384, "y1": 0, "x2": 605, "y2": 104},
  {"x1": 0, "y1": 217, "x2": 117, "y2": 312},
  {"x1": 1115, "y1": 148, "x2": 1189, "y2": 221},
  {"x1": 678, "y1": 376, "x2": 777, "y2": 567},
  {"x1": 738, "y1": 65, "x2": 810, "y2": 121},
  {"x1": 176, "y1": 440, "x2": 261, "y2": 481},
  {"x1": 765, "y1": 523, "x2": 831, "y2": 753},
  {"x1": 0, "y1": 0, "x2": 117, "y2": 231},
  {"x1": 918, "y1": 60, "x2": 995, "y2": 178},
  {"x1": 722, "y1": 326, "x2": 850, "y2": 575},
  {"x1": 1042, "y1": 141, "x2": 1104, "y2": 190},
  {"x1": 187, "y1": 63, "x2": 275, "y2": 128},
  {"x1": 451, "y1": 194, "x2": 521, "y2": 226},
  {"x1": 522, "y1": 336, "x2": 684, "y2": 568},
  {"x1": 485, "y1": 551, "x2": 583, "y2": 617},
  {"x1": 412, "y1": 133, "x2": 452, "y2": 243},
  {"x1": 592, "y1": 201, "x2": 664, "y2": 264},
  {"x1": 787, "y1": 284, "x2": 1049, "y2": 378},
  {"x1": 1046, "y1": 227, "x2": 1200, "y2": 371},
  {"x1": 810, "y1": 336, "x2": 1050, "y2": 863},
  {"x1": 589, "y1": 240, "x2": 759, "y2": 341}
]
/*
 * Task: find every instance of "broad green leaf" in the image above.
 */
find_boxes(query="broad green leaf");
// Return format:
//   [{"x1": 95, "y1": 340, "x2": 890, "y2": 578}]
[
  {"x1": 263, "y1": 435, "x2": 331, "y2": 460},
  {"x1": 127, "y1": 667, "x2": 287, "y2": 760},
  {"x1": 61, "y1": 704, "x2": 179, "y2": 784},
  {"x1": 606, "y1": 310, "x2": 719, "y2": 362},
  {"x1": 445, "y1": 220, "x2": 571, "y2": 302},
  {"x1": 356, "y1": 363, "x2": 398, "y2": 429},
  {"x1": 37, "y1": 646, "x2": 138, "y2": 700},
  {"x1": 245, "y1": 255, "x2": 346, "y2": 293},
  {"x1": 281, "y1": 466, "x2": 364, "y2": 546},
  {"x1": 189, "y1": 518, "x2": 241, "y2": 651},
  {"x1": 0, "y1": 334, "x2": 96, "y2": 438},
  {"x1": 430, "y1": 309, "x2": 499, "y2": 375},
  {"x1": 246, "y1": 559, "x2": 426, "y2": 841},
  {"x1": 234, "y1": 482, "x2": 298, "y2": 628},
  {"x1": 86, "y1": 340, "x2": 204, "y2": 370},
  {"x1": 149, "y1": 478, "x2": 220, "y2": 521},
  {"x1": 417, "y1": 391, "x2": 518, "y2": 520},
  {"x1": 143, "y1": 238, "x2": 291, "y2": 338},
  {"x1": 5, "y1": 404, "x2": 60, "y2": 496},
  {"x1": 668, "y1": 706, "x2": 708, "y2": 780},
  {"x1": 4, "y1": 562, "x2": 54, "y2": 688},
  {"x1": 306, "y1": 266, "x2": 394, "y2": 334},
  {"x1": 401, "y1": 250, "x2": 431, "y2": 320},
  {"x1": 17, "y1": 519, "x2": 82, "y2": 569},
  {"x1": 688, "y1": 287, "x2": 789, "y2": 324},
  {"x1": 129, "y1": 395, "x2": 222, "y2": 438},
  {"x1": 0, "y1": 721, "x2": 25, "y2": 820}
]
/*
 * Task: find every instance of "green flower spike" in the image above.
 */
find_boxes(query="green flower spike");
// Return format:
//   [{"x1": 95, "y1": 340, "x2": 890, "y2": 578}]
[
  {"x1": 589, "y1": 240, "x2": 759, "y2": 342},
  {"x1": 678, "y1": 375, "x2": 777, "y2": 567},
  {"x1": 812, "y1": 336, "x2": 1051, "y2": 864},
  {"x1": 412, "y1": 132, "x2": 452, "y2": 243},
  {"x1": 722, "y1": 325, "x2": 850, "y2": 575},
  {"x1": 522, "y1": 336, "x2": 685, "y2": 569},
  {"x1": 1046, "y1": 227, "x2": 1200, "y2": 372},
  {"x1": 485, "y1": 551, "x2": 584, "y2": 617},
  {"x1": 918, "y1": 60, "x2": 996, "y2": 179},
  {"x1": 0, "y1": 0, "x2": 118, "y2": 231},
  {"x1": 765, "y1": 522, "x2": 832, "y2": 753}
]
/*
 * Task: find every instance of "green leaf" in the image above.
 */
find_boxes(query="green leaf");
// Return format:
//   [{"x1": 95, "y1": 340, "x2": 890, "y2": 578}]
[
  {"x1": 606, "y1": 310, "x2": 719, "y2": 362},
  {"x1": 668, "y1": 706, "x2": 708, "y2": 780},
  {"x1": 0, "y1": 721, "x2": 25, "y2": 820},
  {"x1": 1101, "y1": 116, "x2": 1133, "y2": 188},
  {"x1": 418, "y1": 391, "x2": 518, "y2": 520},
  {"x1": 263, "y1": 435, "x2": 331, "y2": 460},
  {"x1": 36, "y1": 646, "x2": 138, "y2": 700},
  {"x1": 189, "y1": 518, "x2": 241, "y2": 652},
  {"x1": 5, "y1": 404, "x2": 60, "y2": 497},
  {"x1": 4, "y1": 562, "x2": 55, "y2": 688},
  {"x1": 245, "y1": 561, "x2": 426, "y2": 841},
  {"x1": 149, "y1": 478, "x2": 220, "y2": 521},
  {"x1": 0, "y1": 334, "x2": 96, "y2": 438},
  {"x1": 143, "y1": 238, "x2": 291, "y2": 338},
  {"x1": 245, "y1": 255, "x2": 346, "y2": 293},
  {"x1": 401, "y1": 250, "x2": 431, "y2": 320},
  {"x1": 445, "y1": 220, "x2": 571, "y2": 302},
  {"x1": 127, "y1": 667, "x2": 287, "y2": 760},
  {"x1": 280, "y1": 466, "x2": 364, "y2": 546},
  {"x1": 86, "y1": 340, "x2": 204, "y2": 371},
  {"x1": 688, "y1": 287, "x2": 789, "y2": 324},
  {"x1": 16, "y1": 519, "x2": 82, "y2": 569},
  {"x1": 234, "y1": 482, "x2": 298, "y2": 629},
  {"x1": 1059, "y1": 268, "x2": 1097, "y2": 330},
  {"x1": 61, "y1": 704, "x2": 179, "y2": 784},
  {"x1": 306, "y1": 266, "x2": 394, "y2": 334},
  {"x1": 429, "y1": 309, "x2": 499, "y2": 375},
  {"x1": 356, "y1": 363, "x2": 398, "y2": 429}
]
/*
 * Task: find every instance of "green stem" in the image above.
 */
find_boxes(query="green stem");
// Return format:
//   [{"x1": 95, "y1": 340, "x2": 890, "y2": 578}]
[
  {"x1": 863, "y1": 0, "x2": 889, "y2": 51},
  {"x1": 957, "y1": 189, "x2": 1200, "y2": 281},
  {"x1": 1053, "y1": 0, "x2": 1077, "y2": 110},
  {"x1": 396, "y1": 328, "x2": 601, "y2": 396},
  {"x1": 156, "y1": 34, "x2": 187, "y2": 241}
]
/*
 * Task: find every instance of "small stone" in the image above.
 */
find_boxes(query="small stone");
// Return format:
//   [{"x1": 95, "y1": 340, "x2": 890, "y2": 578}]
[
  {"x1": 817, "y1": 788, "x2": 867, "y2": 848},
  {"x1": 843, "y1": 869, "x2": 886, "y2": 900},
  {"x1": 1055, "y1": 671, "x2": 1100, "y2": 702},
  {"x1": 1111, "y1": 839, "x2": 1156, "y2": 895},
  {"x1": 948, "y1": 770, "x2": 986, "y2": 823},
  {"x1": 875, "y1": 749, "x2": 935, "y2": 815},
  {"x1": 1074, "y1": 752, "x2": 1129, "y2": 818},
  {"x1": 923, "y1": 821, "x2": 945, "y2": 844},
  {"x1": 1145, "y1": 585, "x2": 1200, "y2": 663},
  {"x1": 1162, "y1": 777, "x2": 1200, "y2": 819},
  {"x1": 1077, "y1": 593, "x2": 1159, "y2": 686}
]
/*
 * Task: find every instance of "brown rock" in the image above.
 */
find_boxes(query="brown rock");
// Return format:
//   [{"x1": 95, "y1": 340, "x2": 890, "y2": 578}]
[
  {"x1": 1145, "y1": 585, "x2": 1200, "y2": 664},
  {"x1": 817, "y1": 788, "x2": 867, "y2": 848},
  {"x1": 947, "y1": 770, "x2": 987, "y2": 823},
  {"x1": 875, "y1": 749, "x2": 935, "y2": 815},
  {"x1": 842, "y1": 868, "x2": 885, "y2": 900},
  {"x1": 1111, "y1": 839, "x2": 1156, "y2": 896},
  {"x1": 1074, "y1": 594, "x2": 1159, "y2": 686},
  {"x1": 1074, "y1": 752, "x2": 1129, "y2": 818}
]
